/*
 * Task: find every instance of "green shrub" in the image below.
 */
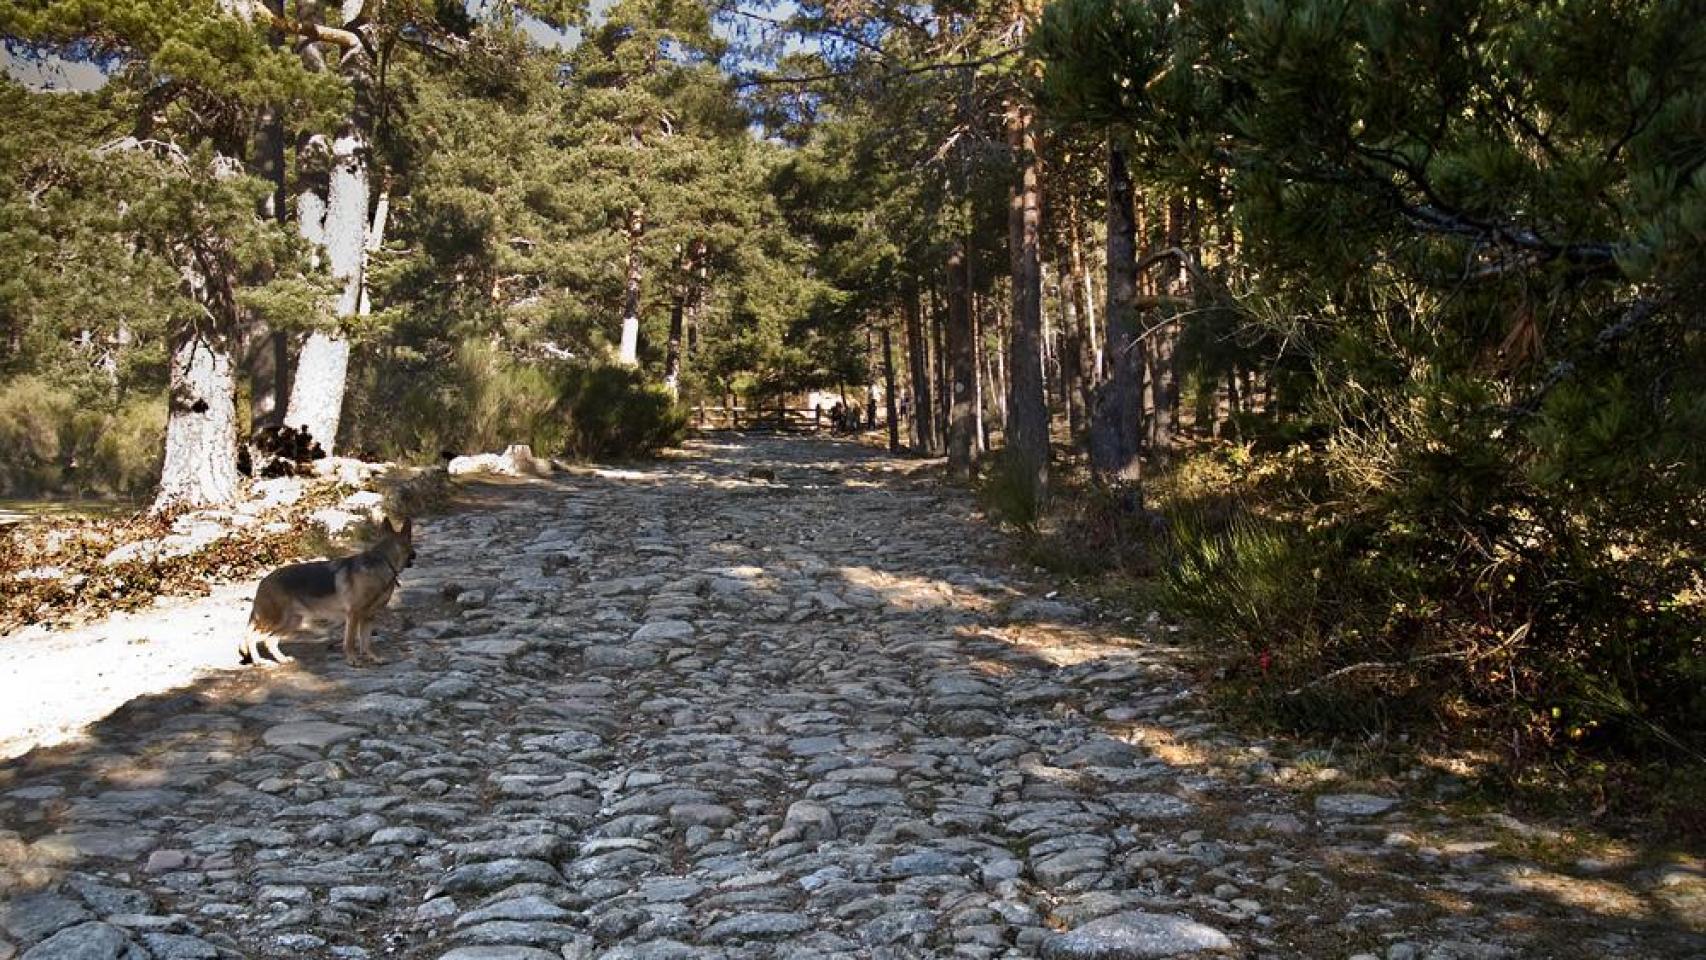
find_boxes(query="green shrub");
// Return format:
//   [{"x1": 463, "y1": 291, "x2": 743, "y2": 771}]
[
  {"x1": 452, "y1": 340, "x2": 566, "y2": 456},
  {"x1": 0, "y1": 376, "x2": 162, "y2": 498},
  {"x1": 0, "y1": 376, "x2": 74, "y2": 494},
  {"x1": 556, "y1": 363, "x2": 687, "y2": 459},
  {"x1": 979, "y1": 452, "x2": 1044, "y2": 531},
  {"x1": 1138, "y1": 436, "x2": 1705, "y2": 768},
  {"x1": 346, "y1": 339, "x2": 568, "y2": 463},
  {"x1": 87, "y1": 397, "x2": 165, "y2": 497}
]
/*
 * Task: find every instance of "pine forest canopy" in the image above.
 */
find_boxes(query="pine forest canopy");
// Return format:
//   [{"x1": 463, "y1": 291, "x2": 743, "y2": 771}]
[{"x1": 0, "y1": 2, "x2": 1701, "y2": 771}]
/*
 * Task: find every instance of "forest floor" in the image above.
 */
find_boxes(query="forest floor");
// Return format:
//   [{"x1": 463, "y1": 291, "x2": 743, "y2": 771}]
[{"x1": 1, "y1": 435, "x2": 1702, "y2": 960}]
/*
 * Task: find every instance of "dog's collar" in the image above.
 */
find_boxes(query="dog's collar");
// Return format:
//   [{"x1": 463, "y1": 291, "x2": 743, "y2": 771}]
[{"x1": 380, "y1": 555, "x2": 405, "y2": 586}]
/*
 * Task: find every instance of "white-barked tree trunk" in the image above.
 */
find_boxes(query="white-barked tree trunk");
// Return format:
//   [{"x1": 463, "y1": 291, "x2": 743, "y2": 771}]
[{"x1": 286, "y1": 131, "x2": 367, "y2": 454}]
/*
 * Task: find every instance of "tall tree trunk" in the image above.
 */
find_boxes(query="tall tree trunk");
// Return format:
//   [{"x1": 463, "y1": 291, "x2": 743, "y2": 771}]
[
  {"x1": 245, "y1": 89, "x2": 288, "y2": 430},
  {"x1": 881, "y1": 324, "x2": 901, "y2": 453},
  {"x1": 972, "y1": 289, "x2": 987, "y2": 453},
  {"x1": 945, "y1": 243, "x2": 979, "y2": 480},
  {"x1": 663, "y1": 239, "x2": 703, "y2": 397},
  {"x1": 1059, "y1": 249, "x2": 1083, "y2": 442},
  {"x1": 931, "y1": 284, "x2": 949, "y2": 447},
  {"x1": 903, "y1": 281, "x2": 938, "y2": 454},
  {"x1": 155, "y1": 148, "x2": 245, "y2": 512},
  {"x1": 157, "y1": 327, "x2": 242, "y2": 511},
  {"x1": 1067, "y1": 195, "x2": 1101, "y2": 384},
  {"x1": 286, "y1": 131, "x2": 365, "y2": 454},
  {"x1": 900, "y1": 279, "x2": 941, "y2": 456},
  {"x1": 1088, "y1": 137, "x2": 1145, "y2": 484},
  {"x1": 357, "y1": 181, "x2": 388, "y2": 317},
  {"x1": 1148, "y1": 195, "x2": 1189, "y2": 458},
  {"x1": 993, "y1": 290, "x2": 1009, "y2": 430},
  {"x1": 618, "y1": 207, "x2": 644, "y2": 366},
  {"x1": 1004, "y1": 99, "x2": 1050, "y2": 504}
]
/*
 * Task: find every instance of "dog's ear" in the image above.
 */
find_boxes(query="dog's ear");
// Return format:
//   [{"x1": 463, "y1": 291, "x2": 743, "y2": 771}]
[
  {"x1": 400, "y1": 516, "x2": 413, "y2": 538},
  {"x1": 384, "y1": 517, "x2": 399, "y2": 535}
]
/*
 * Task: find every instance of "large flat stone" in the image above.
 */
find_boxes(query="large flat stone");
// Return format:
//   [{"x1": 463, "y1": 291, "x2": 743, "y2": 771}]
[
  {"x1": 20, "y1": 922, "x2": 136, "y2": 960},
  {"x1": 1314, "y1": 793, "x2": 1399, "y2": 817},
  {"x1": 261, "y1": 721, "x2": 361, "y2": 748},
  {"x1": 1040, "y1": 911, "x2": 1234, "y2": 959},
  {"x1": 1, "y1": 891, "x2": 91, "y2": 943},
  {"x1": 632, "y1": 619, "x2": 695, "y2": 643}
]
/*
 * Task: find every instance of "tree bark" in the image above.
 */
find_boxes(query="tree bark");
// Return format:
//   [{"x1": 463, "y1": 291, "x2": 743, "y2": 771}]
[
  {"x1": 903, "y1": 281, "x2": 938, "y2": 454},
  {"x1": 155, "y1": 148, "x2": 246, "y2": 512},
  {"x1": 285, "y1": 131, "x2": 365, "y2": 454},
  {"x1": 1147, "y1": 195, "x2": 1189, "y2": 458},
  {"x1": 972, "y1": 289, "x2": 987, "y2": 453},
  {"x1": 1003, "y1": 99, "x2": 1050, "y2": 504},
  {"x1": 245, "y1": 87, "x2": 288, "y2": 430},
  {"x1": 1088, "y1": 138, "x2": 1145, "y2": 484},
  {"x1": 945, "y1": 242, "x2": 979, "y2": 480},
  {"x1": 663, "y1": 239, "x2": 704, "y2": 397},
  {"x1": 1067, "y1": 195, "x2": 1101, "y2": 383},
  {"x1": 931, "y1": 283, "x2": 949, "y2": 446},
  {"x1": 881, "y1": 324, "x2": 901, "y2": 453},
  {"x1": 1059, "y1": 249, "x2": 1083, "y2": 442},
  {"x1": 618, "y1": 206, "x2": 645, "y2": 366}
]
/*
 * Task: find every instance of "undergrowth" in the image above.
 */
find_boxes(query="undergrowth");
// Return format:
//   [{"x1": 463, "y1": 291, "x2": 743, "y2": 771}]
[{"x1": 990, "y1": 440, "x2": 1706, "y2": 838}]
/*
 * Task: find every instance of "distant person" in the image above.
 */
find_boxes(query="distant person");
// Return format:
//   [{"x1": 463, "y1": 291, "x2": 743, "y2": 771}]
[{"x1": 830, "y1": 401, "x2": 845, "y2": 433}]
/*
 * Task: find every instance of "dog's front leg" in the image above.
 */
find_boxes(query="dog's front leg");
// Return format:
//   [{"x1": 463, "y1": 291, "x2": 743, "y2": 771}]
[
  {"x1": 342, "y1": 616, "x2": 365, "y2": 666},
  {"x1": 360, "y1": 618, "x2": 385, "y2": 664}
]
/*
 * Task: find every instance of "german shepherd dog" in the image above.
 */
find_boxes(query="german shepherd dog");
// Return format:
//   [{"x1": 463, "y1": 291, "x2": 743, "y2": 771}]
[{"x1": 240, "y1": 518, "x2": 416, "y2": 667}]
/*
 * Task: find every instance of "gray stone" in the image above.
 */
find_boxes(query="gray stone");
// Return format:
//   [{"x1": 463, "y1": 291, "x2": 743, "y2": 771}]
[
  {"x1": 429, "y1": 858, "x2": 564, "y2": 896},
  {"x1": 669, "y1": 804, "x2": 736, "y2": 829},
  {"x1": 585, "y1": 646, "x2": 660, "y2": 669},
  {"x1": 888, "y1": 851, "x2": 967, "y2": 878},
  {"x1": 20, "y1": 923, "x2": 134, "y2": 960},
  {"x1": 262, "y1": 721, "x2": 361, "y2": 748},
  {"x1": 771, "y1": 800, "x2": 836, "y2": 845},
  {"x1": 1105, "y1": 793, "x2": 1194, "y2": 819},
  {"x1": 370, "y1": 826, "x2": 431, "y2": 846},
  {"x1": 453, "y1": 896, "x2": 570, "y2": 928},
  {"x1": 135, "y1": 933, "x2": 220, "y2": 959},
  {"x1": 601, "y1": 942, "x2": 700, "y2": 960},
  {"x1": 460, "y1": 638, "x2": 525, "y2": 656},
  {"x1": 437, "y1": 949, "x2": 560, "y2": 960},
  {"x1": 453, "y1": 921, "x2": 583, "y2": 947},
  {"x1": 860, "y1": 909, "x2": 937, "y2": 946},
  {"x1": 30, "y1": 831, "x2": 157, "y2": 863},
  {"x1": 1040, "y1": 911, "x2": 1234, "y2": 959},
  {"x1": 142, "y1": 850, "x2": 188, "y2": 874},
  {"x1": 1, "y1": 893, "x2": 91, "y2": 943},
  {"x1": 700, "y1": 912, "x2": 811, "y2": 942},
  {"x1": 1315, "y1": 794, "x2": 1399, "y2": 817},
  {"x1": 633, "y1": 620, "x2": 695, "y2": 643}
]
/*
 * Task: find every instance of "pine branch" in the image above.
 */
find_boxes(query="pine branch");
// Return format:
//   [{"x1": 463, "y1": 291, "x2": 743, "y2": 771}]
[{"x1": 733, "y1": 50, "x2": 1019, "y2": 89}]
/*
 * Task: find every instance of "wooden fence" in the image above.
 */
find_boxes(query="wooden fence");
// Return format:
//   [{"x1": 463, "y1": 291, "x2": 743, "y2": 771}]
[{"x1": 693, "y1": 405, "x2": 887, "y2": 433}]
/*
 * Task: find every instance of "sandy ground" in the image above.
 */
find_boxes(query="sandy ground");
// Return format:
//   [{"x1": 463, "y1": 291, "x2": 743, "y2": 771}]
[{"x1": 0, "y1": 582, "x2": 256, "y2": 761}]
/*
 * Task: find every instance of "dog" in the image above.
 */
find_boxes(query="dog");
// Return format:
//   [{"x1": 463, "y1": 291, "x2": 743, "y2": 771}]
[{"x1": 240, "y1": 517, "x2": 416, "y2": 667}]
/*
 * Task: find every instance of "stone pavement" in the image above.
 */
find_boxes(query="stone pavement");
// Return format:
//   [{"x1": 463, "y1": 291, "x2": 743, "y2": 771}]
[{"x1": 2, "y1": 436, "x2": 1702, "y2": 959}]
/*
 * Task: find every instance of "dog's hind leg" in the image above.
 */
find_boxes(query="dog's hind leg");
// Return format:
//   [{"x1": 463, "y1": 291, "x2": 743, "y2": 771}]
[
  {"x1": 259, "y1": 630, "x2": 294, "y2": 665},
  {"x1": 258, "y1": 608, "x2": 297, "y2": 665}
]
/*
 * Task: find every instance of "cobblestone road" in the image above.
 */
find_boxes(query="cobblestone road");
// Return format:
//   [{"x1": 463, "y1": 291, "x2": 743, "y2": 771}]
[{"x1": 2, "y1": 437, "x2": 1701, "y2": 959}]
